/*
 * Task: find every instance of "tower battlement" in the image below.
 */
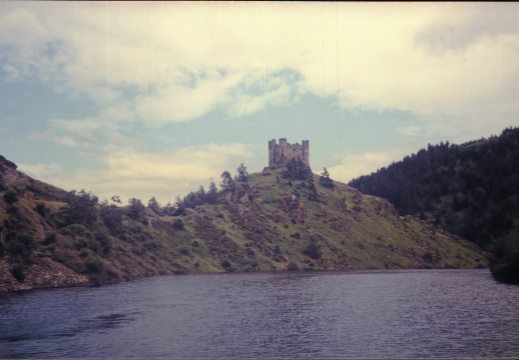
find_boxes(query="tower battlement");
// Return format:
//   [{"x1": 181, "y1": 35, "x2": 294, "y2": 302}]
[{"x1": 268, "y1": 138, "x2": 309, "y2": 168}]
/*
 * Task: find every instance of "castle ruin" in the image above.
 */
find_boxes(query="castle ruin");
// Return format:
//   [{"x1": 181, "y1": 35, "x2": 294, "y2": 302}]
[{"x1": 268, "y1": 138, "x2": 309, "y2": 168}]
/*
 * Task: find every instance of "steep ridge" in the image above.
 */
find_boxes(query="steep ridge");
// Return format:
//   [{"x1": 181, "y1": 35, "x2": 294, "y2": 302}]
[{"x1": 0, "y1": 156, "x2": 488, "y2": 292}]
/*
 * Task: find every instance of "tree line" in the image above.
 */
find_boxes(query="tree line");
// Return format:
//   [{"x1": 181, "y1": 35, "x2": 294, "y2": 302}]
[{"x1": 348, "y1": 126, "x2": 519, "y2": 284}]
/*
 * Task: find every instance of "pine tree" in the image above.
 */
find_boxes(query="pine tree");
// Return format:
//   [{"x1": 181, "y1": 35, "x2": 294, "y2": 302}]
[
  {"x1": 235, "y1": 163, "x2": 249, "y2": 182},
  {"x1": 319, "y1": 167, "x2": 335, "y2": 189}
]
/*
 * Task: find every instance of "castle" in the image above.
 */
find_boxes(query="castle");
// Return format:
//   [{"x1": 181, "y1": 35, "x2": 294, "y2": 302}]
[{"x1": 268, "y1": 138, "x2": 309, "y2": 168}]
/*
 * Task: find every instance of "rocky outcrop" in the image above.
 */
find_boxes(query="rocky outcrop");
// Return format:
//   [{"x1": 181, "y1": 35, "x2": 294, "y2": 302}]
[{"x1": 0, "y1": 255, "x2": 91, "y2": 292}]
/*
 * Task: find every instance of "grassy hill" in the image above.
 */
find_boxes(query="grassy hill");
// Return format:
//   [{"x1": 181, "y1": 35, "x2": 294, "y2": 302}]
[{"x1": 0, "y1": 156, "x2": 487, "y2": 292}]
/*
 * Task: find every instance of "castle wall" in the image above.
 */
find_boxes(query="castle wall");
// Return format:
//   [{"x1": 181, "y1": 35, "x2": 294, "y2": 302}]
[{"x1": 268, "y1": 138, "x2": 309, "y2": 168}]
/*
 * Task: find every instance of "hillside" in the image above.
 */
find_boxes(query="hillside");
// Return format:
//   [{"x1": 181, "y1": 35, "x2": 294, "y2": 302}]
[
  {"x1": 0, "y1": 156, "x2": 487, "y2": 292},
  {"x1": 348, "y1": 127, "x2": 519, "y2": 284}
]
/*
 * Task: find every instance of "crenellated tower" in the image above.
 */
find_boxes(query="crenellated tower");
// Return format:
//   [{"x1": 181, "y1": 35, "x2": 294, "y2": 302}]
[{"x1": 268, "y1": 138, "x2": 309, "y2": 168}]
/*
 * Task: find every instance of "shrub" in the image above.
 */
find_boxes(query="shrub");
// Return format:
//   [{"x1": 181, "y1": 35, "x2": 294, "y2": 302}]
[
  {"x1": 93, "y1": 223, "x2": 112, "y2": 254},
  {"x1": 173, "y1": 219, "x2": 185, "y2": 230},
  {"x1": 60, "y1": 224, "x2": 95, "y2": 241},
  {"x1": 221, "y1": 260, "x2": 231, "y2": 268},
  {"x1": 85, "y1": 256, "x2": 104, "y2": 273},
  {"x1": 422, "y1": 251, "x2": 433, "y2": 263},
  {"x1": 43, "y1": 231, "x2": 57, "y2": 245},
  {"x1": 74, "y1": 238, "x2": 89, "y2": 250},
  {"x1": 287, "y1": 262, "x2": 299, "y2": 271},
  {"x1": 179, "y1": 247, "x2": 190, "y2": 256},
  {"x1": 7, "y1": 233, "x2": 36, "y2": 258},
  {"x1": 10, "y1": 264, "x2": 25, "y2": 282},
  {"x1": 2, "y1": 190, "x2": 18, "y2": 205},
  {"x1": 303, "y1": 240, "x2": 322, "y2": 260},
  {"x1": 35, "y1": 202, "x2": 47, "y2": 217}
]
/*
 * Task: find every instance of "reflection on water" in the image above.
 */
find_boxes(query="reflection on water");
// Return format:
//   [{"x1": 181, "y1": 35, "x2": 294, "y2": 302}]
[{"x1": 1, "y1": 269, "x2": 518, "y2": 359}]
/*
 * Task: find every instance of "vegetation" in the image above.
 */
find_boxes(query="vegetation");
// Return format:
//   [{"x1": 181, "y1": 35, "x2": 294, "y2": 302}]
[
  {"x1": 0, "y1": 155, "x2": 488, "y2": 291},
  {"x1": 348, "y1": 127, "x2": 519, "y2": 284}
]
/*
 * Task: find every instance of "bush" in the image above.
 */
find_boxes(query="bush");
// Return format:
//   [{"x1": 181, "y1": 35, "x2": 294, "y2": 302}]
[
  {"x1": 93, "y1": 223, "x2": 112, "y2": 254},
  {"x1": 422, "y1": 251, "x2": 433, "y2": 263},
  {"x1": 2, "y1": 190, "x2": 18, "y2": 205},
  {"x1": 7, "y1": 233, "x2": 36, "y2": 258},
  {"x1": 287, "y1": 262, "x2": 299, "y2": 271},
  {"x1": 179, "y1": 247, "x2": 190, "y2": 256},
  {"x1": 43, "y1": 231, "x2": 57, "y2": 245},
  {"x1": 35, "y1": 202, "x2": 47, "y2": 217},
  {"x1": 85, "y1": 256, "x2": 103, "y2": 273},
  {"x1": 74, "y1": 238, "x2": 89, "y2": 250},
  {"x1": 10, "y1": 264, "x2": 25, "y2": 282},
  {"x1": 173, "y1": 219, "x2": 185, "y2": 230},
  {"x1": 303, "y1": 240, "x2": 322, "y2": 259}
]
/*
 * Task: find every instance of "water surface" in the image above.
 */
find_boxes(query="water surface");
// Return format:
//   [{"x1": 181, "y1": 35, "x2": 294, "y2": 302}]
[{"x1": 1, "y1": 269, "x2": 518, "y2": 359}]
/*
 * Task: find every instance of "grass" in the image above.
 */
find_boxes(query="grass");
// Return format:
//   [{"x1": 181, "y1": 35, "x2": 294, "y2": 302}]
[{"x1": 1, "y1": 167, "x2": 490, "y2": 288}]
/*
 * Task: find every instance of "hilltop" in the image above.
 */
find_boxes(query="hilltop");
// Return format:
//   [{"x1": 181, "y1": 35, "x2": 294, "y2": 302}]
[
  {"x1": 349, "y1": 127, "x2": 519, "y2": 284},
  {"x1": 0, "y1": 156, "x2": 487, "y2": 292}
]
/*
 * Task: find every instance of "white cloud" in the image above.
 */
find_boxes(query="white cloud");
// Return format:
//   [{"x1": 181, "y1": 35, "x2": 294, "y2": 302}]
[
  {"x1": 2, "y1": 1, "x2": 519, "y2": 129},
  {"x1": 3, "y1": 1, "x2": 519, "y2": 203},
  {"x1": 18, "y1": 162, "x2": 63, "y2": 181},
  {"x1": 18, "y1": 143, "x2": 255, "y2": 205},
  {"x1": 327, "y1": 148, "x2": 412, "y2": 184}
]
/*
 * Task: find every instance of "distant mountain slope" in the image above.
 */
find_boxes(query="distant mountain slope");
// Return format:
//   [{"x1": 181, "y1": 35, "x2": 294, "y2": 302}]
[
  {"x1": 348, "y1": 127, "x2": 519, "y2": 284},
  {"x1": 0, "y1": 155, "x2": 487, "y2": 292}
]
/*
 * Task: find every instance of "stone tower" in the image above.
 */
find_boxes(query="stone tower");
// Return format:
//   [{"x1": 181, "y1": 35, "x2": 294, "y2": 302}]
[{"x1": 268, "y1": 138, "x2": 309, "y2": 168}]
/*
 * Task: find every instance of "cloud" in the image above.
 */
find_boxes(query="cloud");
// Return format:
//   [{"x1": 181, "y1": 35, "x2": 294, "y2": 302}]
[
  {"x1": 17, "y1": 143, "x2": 255, "y2": 205},
  {"x1": 17, "y1": 162, "x2": 64, "y2": 181},
  {"x1": 327, "y1": 148, "x2": 412, "y2": 184},
  {"x1": 2, "y1": 2, "x2": 519, "y2": 128},
  {"x1": 414, "y1": 3, "x2": 519, "y2": 53}
]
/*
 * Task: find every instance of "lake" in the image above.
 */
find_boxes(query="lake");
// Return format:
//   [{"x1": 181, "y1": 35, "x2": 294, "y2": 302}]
[{"x1": 1, "y1": 269, "x2": 518, "y2": 359}]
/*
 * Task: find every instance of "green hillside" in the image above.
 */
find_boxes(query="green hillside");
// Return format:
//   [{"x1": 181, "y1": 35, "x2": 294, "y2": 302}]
[
  {"x1": 0, "y1": 156, "x2": 487, "y2": 292},
  {"x1": 348, "y1": 127, "x2": 519, "y2": 284}
]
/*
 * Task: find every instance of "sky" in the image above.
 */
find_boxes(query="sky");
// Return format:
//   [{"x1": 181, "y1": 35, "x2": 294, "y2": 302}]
[{"x1": 1, "y1": 2, "x2": 519, "y2": 205}]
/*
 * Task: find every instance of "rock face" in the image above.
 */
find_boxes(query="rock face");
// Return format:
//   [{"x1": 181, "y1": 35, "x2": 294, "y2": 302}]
[{"x1": 0, "y1": 255, "x2": 91, "y2": 292}]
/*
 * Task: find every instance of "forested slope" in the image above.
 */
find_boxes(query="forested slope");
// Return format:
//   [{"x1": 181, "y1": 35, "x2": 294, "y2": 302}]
[{"x1": 348, "y1": 127, "x2": 519, "y2": 283}]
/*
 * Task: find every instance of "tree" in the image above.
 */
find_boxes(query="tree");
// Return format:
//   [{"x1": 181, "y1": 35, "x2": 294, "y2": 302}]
[
  {"x1": 163, "y1": 202, "x2": 175, "y2": 216},
  {"x1": 306, "y1": 172, "x2": 319, "y2": 201},
  {"x1": 100, "y1": 203, "x2": 124, "y2": 236},
  {"x1": 173, "y1": 195, "x2": 186, "y2": 216},
  {"x1": 197, "y1": 186, "x2": 206, "y2": 204},
  {"x1": 319, "y1": 167, "x2": 335, "y2": 189},
  {"x1": 282, "y1": 158, "x2": 311, "y2": 180},
  {"x1": 148, "y1": 197, "x2": 162, "y2": 215},
  {"x1": 221, "y1": 171, "x2": 235, "y2": 191},
  {"x1": 61, "y1": 189, "x2": 99, "y2": 228},
  {"x1": 207, "y1": 178, "x2": 219, "y2": 204},
  {"x1": 111, "y1": 195, "x2": 122, "y2": 204},
  {"x1": 235, "y1": 163, "x2": 249, "y2": 182},
  {"x1": 127, "y1": 198, "x2": 146, "y2": 222}
]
